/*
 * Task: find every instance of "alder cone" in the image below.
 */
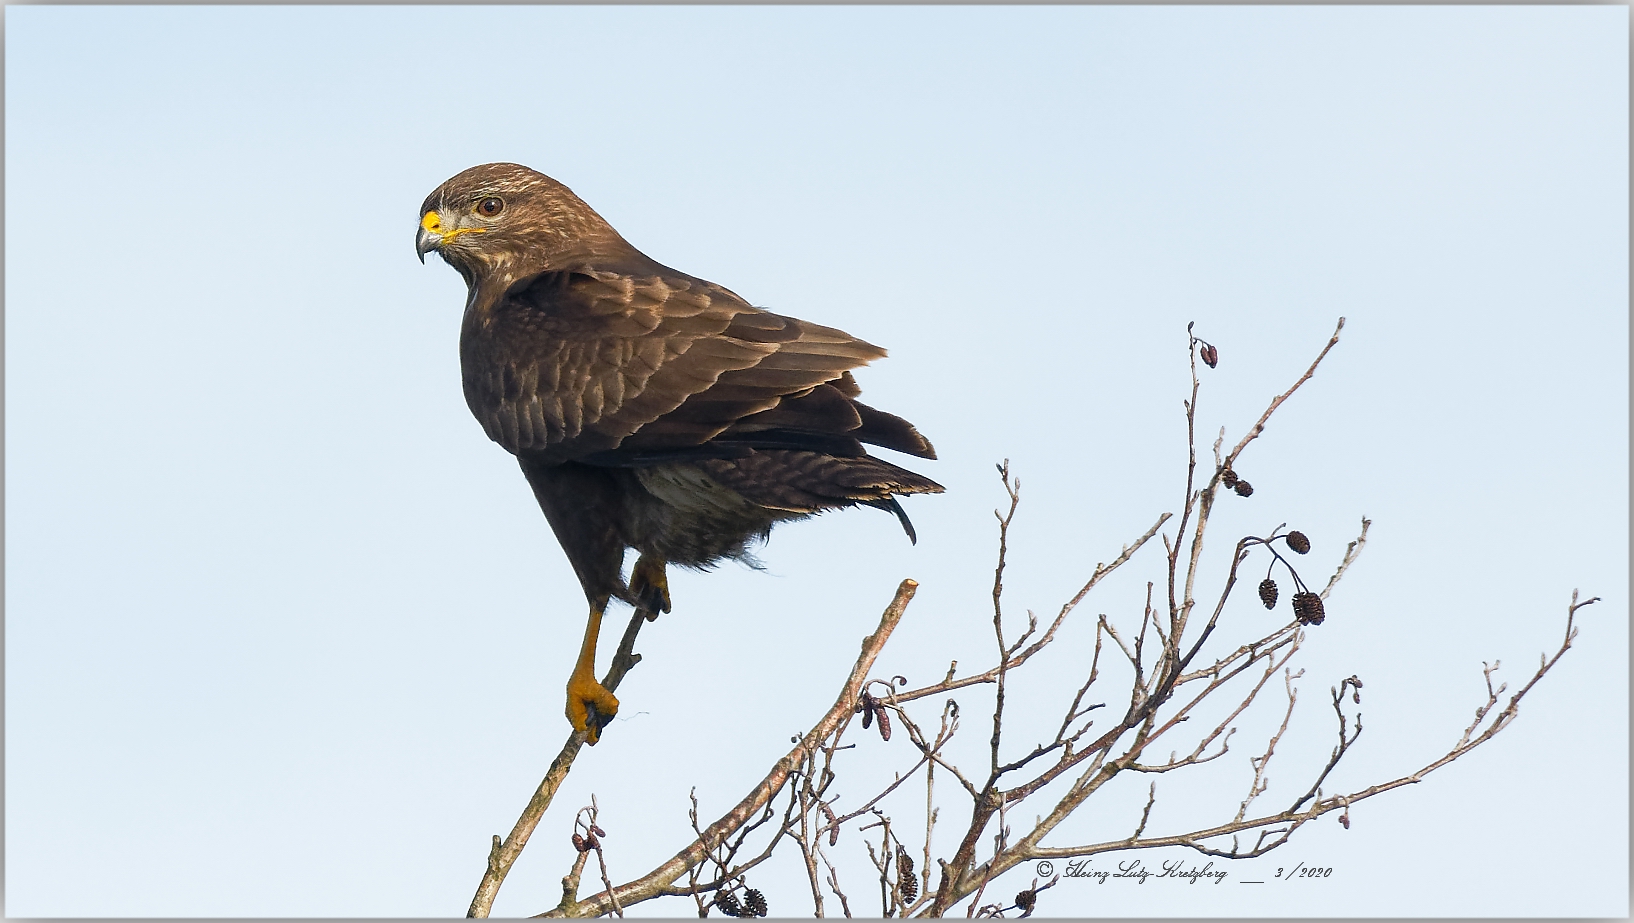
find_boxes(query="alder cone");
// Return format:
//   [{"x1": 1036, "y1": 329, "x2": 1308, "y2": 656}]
[
  {"x1": 1293, "y1": 591, "x2": 1326, "y2": 625},
  {"x1": 743, "y1": 888, "x2": 768, "y2": 918},
  {"x1": 1286, "y1": 531, "x2": 1311, "y2": 554},
  {"x1": 1258, "y1": 579, "x2": 1279, "y2": 610}
]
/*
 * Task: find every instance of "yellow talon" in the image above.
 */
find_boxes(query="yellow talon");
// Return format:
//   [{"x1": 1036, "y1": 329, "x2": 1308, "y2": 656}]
[
  {"x1": 567, "y1": 601, "x2": 619, "y2": 744},
  {"x1": 629, "y1": 554, "x2": 672, "y2": 617},
  {"x1": 567, "y1": 665, "x2": 619, "y2": 745}
]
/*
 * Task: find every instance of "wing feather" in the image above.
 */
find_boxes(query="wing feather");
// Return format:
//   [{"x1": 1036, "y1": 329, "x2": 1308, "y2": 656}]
[{"x1": 460, "y1": 267, "x2": 933, "y2": 462}]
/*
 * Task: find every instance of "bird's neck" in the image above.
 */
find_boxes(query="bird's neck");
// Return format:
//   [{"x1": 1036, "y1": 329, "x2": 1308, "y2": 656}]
[{"x1": 458, "y1": 253, "x2": 530, "y2": 319}]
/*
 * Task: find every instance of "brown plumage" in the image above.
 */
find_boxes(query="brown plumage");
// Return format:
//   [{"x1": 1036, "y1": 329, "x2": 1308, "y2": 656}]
[{"x1": 416, "y1": 163, "x2": 942, "y2": 742}]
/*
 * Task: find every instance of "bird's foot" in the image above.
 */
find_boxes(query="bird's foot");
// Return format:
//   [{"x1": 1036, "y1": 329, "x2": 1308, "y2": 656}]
[
  {"x1": 629, "y1": 555, "x2": 672, "y2": 620},
  {"x1": 566, "y1": 667, "x2": 620, "y2": 745}
]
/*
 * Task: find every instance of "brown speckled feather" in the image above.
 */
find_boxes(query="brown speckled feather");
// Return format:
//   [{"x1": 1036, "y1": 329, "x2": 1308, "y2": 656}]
[
  {"x1": 463, "y1": 268, "x2": 931, "y2": 466},
  {"x1": 420, "y1": 162, "x2": 942, "y2": 604}
]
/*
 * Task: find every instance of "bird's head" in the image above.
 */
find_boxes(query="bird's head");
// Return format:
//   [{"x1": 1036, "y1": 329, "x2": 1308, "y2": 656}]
[{"x1": 416, "y1": 163, "x2": 621, "y2": 284}]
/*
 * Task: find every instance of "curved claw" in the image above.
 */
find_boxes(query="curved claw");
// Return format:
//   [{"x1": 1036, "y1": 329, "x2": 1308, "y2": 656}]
[
  {"x1": 629, "y1": 555, "x2": 672, "y2": 620},
  {"x1": 568, "y1": 672, "x2": 620, "y2": 745}
]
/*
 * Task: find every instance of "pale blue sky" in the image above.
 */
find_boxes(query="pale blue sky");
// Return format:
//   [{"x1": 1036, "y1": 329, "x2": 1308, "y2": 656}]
[{"x1": 6, "y1": 5, "x2": 1627, "y2": 918}]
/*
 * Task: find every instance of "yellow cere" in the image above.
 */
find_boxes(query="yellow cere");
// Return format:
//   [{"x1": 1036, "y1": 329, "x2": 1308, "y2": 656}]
[{"x1": 421, "y1": 210, "x2": 486, "y2": 245}]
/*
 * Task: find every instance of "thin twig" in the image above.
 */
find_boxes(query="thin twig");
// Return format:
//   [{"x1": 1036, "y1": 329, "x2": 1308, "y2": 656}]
[
  {"x1": 886, "y1": 513, "x2": 1170, "y2": 713},
  {"x1": 1320, "y1": 518, "x2": 1371, "y2": 600},
  {"x1": 469, "y1": 606, "x2": 652, "y2": 917},
  {"x1": 1235, "y1": 668, "x2": 1303, "y2": 823}
]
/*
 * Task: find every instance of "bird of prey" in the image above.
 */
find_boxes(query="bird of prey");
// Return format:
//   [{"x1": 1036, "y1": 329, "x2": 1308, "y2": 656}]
[{"x1": 416, "y1": 163, "x2": 942, "y2": 743}]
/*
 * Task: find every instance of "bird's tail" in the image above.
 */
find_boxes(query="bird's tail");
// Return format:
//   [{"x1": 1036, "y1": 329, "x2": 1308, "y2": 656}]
[{"x1": 699, "y1": 450, "x2": 943, "y2": 542}]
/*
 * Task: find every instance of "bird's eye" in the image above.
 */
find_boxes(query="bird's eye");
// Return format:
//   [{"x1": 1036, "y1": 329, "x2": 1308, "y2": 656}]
[{"x1": 476, "y1": 197, "x2": 504, "y2": 217}]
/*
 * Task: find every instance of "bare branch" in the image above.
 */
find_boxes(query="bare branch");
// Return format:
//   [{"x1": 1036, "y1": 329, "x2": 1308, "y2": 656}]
[
  {"x1": 1224, "y1": 317, "x2": 1347, "y2": 467},
  {"x1": 1319, "y1": 517, "x2": 1371, "y2": 600},
  {"x1": 884, "y1": 513, "x2": 1170, "y2": 711},
  {"x1": 819, "y1": 843, "x2": 853, "y2": 918},
  {"x1": 1129, "y1": 782, "x2": 1158, "y2": 842},
  {"x1": 468, "y1": 606, "x2": 653, "y2": 918},
  {"x1": 548, "y1": 580, "x2": 920, "y2": 918},
  {"x1": 1236, "y1": 668, "x2": 1303, "y2": 823},
  {"x1": 990, "y1": 462, "x2": 1022, "y2": 778},
  {"x1": 1019, "y1": 592, "x2": 1587, "y2": 877}
]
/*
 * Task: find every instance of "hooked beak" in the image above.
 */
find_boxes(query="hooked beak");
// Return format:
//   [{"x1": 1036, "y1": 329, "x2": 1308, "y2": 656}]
[
  {"x1": 416, "y1": 211, "x2": 444, "y2": 264},
  {"x1": 417, "y1": 209, "x2": 485, "y2": 264},
  {"x1": 416, "y1": 223, "x2": 439, "y2": 264}
]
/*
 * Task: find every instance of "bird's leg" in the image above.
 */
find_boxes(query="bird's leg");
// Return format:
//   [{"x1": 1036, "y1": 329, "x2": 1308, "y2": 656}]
[
  {"x1": 628, "y1": 554, "x2": 672, "y2": 621},
  {"x1": 567, "y1": 597, "x2": 620, "y2": 745}
]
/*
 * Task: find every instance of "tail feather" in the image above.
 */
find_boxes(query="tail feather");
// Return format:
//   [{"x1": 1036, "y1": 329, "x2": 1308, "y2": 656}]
[
  {"x1": 860, "y1": 496, "x2": 919, "y2": 544},
  {"x1": 698, "y1": 449, "x2": 942, "y2": 542}
]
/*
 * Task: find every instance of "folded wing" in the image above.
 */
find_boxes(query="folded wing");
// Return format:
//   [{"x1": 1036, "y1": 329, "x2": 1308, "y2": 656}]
[{"x1": 462, "y1": 267, "x2": 937, "y2": 465}]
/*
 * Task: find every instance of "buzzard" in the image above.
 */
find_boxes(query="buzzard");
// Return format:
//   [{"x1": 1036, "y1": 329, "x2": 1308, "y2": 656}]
[{"x1": 416, "y1": 163, "x2": 941, "y2": 743}]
